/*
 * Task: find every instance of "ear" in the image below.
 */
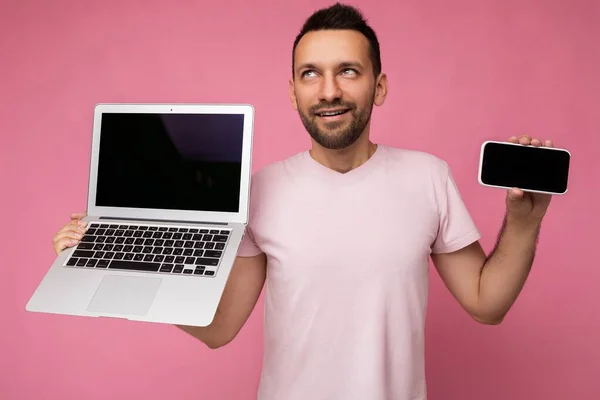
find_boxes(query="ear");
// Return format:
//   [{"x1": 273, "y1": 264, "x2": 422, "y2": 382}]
[
  {"x1": 288, "y1": 78, "x2": 298, "y2": 111},
  {"x1": 373, "y1": 73, "x2": 388, "y2": 107}
]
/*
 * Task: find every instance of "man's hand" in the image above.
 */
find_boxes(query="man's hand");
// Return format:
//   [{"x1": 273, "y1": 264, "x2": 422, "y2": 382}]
[
  {"x1": 504, "y1": 135, "x2": 554, "y2": 225},
  {"x1": 52, "y1": 212, "x2": 87, "y2": 255}
]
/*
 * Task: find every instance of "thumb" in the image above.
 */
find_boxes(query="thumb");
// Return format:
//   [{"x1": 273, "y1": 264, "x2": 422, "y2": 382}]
[
  {"x1": 506, "y1": 188, "x2": 526, "y2": 211},
  {"x1": 70, "y1": 212, "x2": 86, "y2": 220},
  {"x1": 507, "y1": 188, "x2": 524, "y2": 201}
]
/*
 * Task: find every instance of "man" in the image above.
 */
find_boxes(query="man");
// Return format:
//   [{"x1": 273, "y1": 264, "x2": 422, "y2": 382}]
[{"x1": 52, "y1": 3, "x2": 554, "y2": 399}]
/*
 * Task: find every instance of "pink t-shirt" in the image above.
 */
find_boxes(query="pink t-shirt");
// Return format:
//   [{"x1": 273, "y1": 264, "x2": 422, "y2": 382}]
[{"x1": 238, "y1": 144, "x2": 481, "y2": 400}]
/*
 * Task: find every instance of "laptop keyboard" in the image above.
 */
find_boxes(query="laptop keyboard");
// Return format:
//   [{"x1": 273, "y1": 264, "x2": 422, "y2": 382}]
[{"x1": 63, "y1": 222, "x2": 230, "y2": 277}]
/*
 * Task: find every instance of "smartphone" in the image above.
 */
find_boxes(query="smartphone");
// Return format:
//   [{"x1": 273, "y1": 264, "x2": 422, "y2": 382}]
[{"x1": 478, "y1": 140, "x2": 571, "y2": 195}]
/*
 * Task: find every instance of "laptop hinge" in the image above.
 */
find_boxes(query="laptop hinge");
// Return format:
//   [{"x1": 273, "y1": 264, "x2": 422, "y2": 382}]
[{"x1": 99, "y1": 216, "x2": 230, "y2": 226}]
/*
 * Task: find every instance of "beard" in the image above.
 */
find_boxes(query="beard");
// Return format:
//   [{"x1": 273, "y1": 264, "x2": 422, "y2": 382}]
[{"x1": 297, "y1": 95, "x2": 375, "y2": 150}]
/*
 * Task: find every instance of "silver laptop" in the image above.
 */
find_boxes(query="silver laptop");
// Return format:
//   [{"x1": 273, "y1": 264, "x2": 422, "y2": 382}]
[{"x1": 26, "y1": 103, "x2": 255, "y2": 327}]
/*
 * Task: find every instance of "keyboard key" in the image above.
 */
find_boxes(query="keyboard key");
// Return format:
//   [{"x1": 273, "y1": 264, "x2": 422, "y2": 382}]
[
  {"x1": 108, "y1": 260, "x2": 160, "y2": 272},
  {"x1": 204, "y1": 250, "x2": 222, "y2": 258},
  {"x1": 86, "y1": 259, "x2": 98, "y2": 267},
  {"x1": 195, "y1": 258, "x2": 219, "y2": 266},
  {"x1": 73, "y1": 250, "x2": 94, "y2": 258},
  {"x1": 76, "y1": 258, "x2": 87, "y2": 267},
  {"x1": 160, "y1": 264, "x2": 173, "y2": 272}
]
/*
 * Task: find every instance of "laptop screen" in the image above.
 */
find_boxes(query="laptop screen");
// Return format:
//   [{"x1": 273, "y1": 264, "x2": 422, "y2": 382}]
[{"x1": 94, "y1": 112, "x2": 245, "y2": 213}]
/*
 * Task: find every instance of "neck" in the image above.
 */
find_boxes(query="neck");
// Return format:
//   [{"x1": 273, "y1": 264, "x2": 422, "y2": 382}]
[{"x1": 309, "y1": 133, "x2": 377, "y2": 174}]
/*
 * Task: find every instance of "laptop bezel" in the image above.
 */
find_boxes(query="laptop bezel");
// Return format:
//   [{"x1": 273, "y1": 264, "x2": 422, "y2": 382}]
[{"x1": 86, "y1": 103, "x2": 254, "y2": 225}]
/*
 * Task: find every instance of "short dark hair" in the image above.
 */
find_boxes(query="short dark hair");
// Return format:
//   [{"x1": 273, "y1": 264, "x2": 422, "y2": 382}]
[{"x1": 292, "y1": 3, "x2": 382, "y2": 78}]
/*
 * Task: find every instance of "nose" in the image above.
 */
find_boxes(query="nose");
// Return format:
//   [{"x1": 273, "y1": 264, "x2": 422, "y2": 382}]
[{"x1": 318, "y1": 73, "x2": 343, "y2": 103}]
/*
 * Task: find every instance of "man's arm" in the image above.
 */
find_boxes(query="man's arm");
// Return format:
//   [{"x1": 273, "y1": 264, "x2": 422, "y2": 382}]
[
  {"x1": 432, "y1": 134, "x2": 553, "y2": 325},
  {"x1": 431, "y1": 213, "x2": 541, "y2": 325},
  {"x1": 177, "y1": 252, "x2": 267, "y2": 348}
]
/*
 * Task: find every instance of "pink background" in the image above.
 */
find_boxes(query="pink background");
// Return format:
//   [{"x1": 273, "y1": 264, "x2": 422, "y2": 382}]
[{"x1": 2, "y1": 0, "x2": 599, "y2": 399}]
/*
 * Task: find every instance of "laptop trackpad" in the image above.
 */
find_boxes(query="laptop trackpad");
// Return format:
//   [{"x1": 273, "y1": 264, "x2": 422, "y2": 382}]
[{"x1": 87, "y1": 275, "x2": 162, "y2": 316}]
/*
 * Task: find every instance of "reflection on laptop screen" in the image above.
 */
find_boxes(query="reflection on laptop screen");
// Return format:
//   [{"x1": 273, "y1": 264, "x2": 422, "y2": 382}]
[{"x1": 95, "y1": 113, "x2": 244, "y2": 213}]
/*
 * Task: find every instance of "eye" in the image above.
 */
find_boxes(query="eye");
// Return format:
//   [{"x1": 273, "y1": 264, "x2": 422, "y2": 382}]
[
  {"x1": 341, "y1": 68, "x2": 358, "y2": 76},
  {"x1": 301, "y1": 70, "x2": 317, "y2": 78}
]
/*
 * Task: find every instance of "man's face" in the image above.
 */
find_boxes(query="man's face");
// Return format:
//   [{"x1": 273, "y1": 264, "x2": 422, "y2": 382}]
[{"x1": 290, "y1": 29, "x2": 386, "y2": 150}]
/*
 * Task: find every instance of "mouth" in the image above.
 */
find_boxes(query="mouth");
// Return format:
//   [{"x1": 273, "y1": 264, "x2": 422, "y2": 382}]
[{"x1": 314, "y1": 108, "x2": 351, "y2": 118}]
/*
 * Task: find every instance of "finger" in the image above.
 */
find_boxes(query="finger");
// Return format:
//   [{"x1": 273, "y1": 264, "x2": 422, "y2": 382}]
[
  {"x1": 52, "y1": 227, "x2": 85, "y2": 245},
  {"x1": 57, "y1": 221, "x2": 87, "y2": 237},
  {"x1": 544, "y1": 139, "x2": 554, "y2": 148},
  {"x1": 54, "y1": 237, "x2": 80, "y2": 254},
  {"x1": 507, "y1": 136, "x2": 519, "y2": 144},
  {"x1": 70, "y1": 212, "x2": 87, "y2": 221},
  {"x1": 67, "y1": 218, "x2": 87, "y2": 229},
  {"x1": 519, "y1": 135, "x2": 531, "y2": 145},
  {"x1": 508, "y1": 187, "x2": 524, "y2": 200},
  {"x1": 531, "y1": 138, "x2": 542, "y2": 147}
]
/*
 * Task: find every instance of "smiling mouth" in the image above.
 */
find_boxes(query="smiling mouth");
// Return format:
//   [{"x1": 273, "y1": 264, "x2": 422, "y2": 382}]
[{"x1": 315, "y1": 109, "x2": 350, "y2": 117}]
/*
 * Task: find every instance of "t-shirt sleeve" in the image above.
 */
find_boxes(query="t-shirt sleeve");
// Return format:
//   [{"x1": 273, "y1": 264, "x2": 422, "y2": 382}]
[
  {"x1": 431, "y1": 163, "x2": 482, "y2": 254},
  {"x1": 237, "y1": 225, "x2": 263, "y2": 257},
  {"x1": 236, "y1": 173, "x2": 264, "y2": 258}
]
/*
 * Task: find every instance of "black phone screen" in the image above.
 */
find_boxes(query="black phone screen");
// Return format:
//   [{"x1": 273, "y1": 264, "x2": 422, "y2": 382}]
[{"x1": 480, "y1": 142, "x2": 571, "y2": 194}]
